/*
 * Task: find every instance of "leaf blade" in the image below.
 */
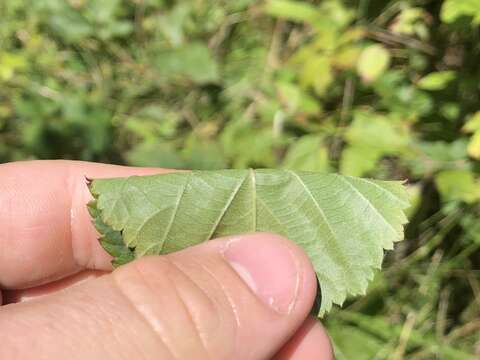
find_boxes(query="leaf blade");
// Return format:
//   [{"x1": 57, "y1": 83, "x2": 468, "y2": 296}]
[{"x1": 89, "y1": 169, "x2": 409, "y2": 316}]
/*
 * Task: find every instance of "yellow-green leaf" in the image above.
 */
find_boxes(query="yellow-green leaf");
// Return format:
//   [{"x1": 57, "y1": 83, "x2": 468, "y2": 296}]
[
  {"x1": 467, "y1": 131, "x2": 480, "y2": 159},
  {"x1": 462, "y1": 112, "x2": 480, "y2": 133},
  {"x1": 441, "y1": 0, "x2": 480, "y2": 25},
  {"x1": 264, "y1": 0, "x2": 319, "y2": 23},
  {"x1": 356, "y1": 45, "x2": 390, "y2": 83},
  {"x1": 417, "y1": 71, "x2": 456, "y2": 91},
  {"x1": 435, "y1": 169, "x2": 480, "y2": 203}
]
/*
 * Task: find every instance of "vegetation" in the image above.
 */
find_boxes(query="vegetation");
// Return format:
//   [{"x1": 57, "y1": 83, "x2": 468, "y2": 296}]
[{"x1": 1, "y1": 0, "x2": 480, "y2": 357}]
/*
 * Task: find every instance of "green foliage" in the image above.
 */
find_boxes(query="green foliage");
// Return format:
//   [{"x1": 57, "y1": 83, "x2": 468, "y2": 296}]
[
  {"x1": 357, "y1": 44, "x2": 391, "y2": 83},
  {"x1": 264, "y1": 0, "x2": 321, "y2": 23},
  {"x1": 341, "y1": 110, "x2": 410, "y2": 176},
  {"x1": 89, "y1": 170, "x2": 409, "y2": 316},
  {"x1": 155, "y1": 43, "x2": 219, "y2": 84},
  {"x1": 435, "y1": 169, "x2": 480, "y2": 203},
  {"x1": 417, "y1": 71, "x2": 456, "y2": 91},
  {"x1": 463, "y1": 112, "x2": 480, "y2": 159},
  {"x1": 2, "y1": 0, "x2": 480, "y2": 356},
  {"x1": 283, "y1": 134, "x2": 330, "y2": 172},
  {"x1": 441, "y1": 0, "x2": 480, "y2": 25}
]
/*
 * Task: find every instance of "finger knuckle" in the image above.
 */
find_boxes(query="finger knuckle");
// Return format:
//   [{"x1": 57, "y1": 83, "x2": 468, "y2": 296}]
[{"x1": 113, "y1": 256, "x2": 235, "y2": 359}]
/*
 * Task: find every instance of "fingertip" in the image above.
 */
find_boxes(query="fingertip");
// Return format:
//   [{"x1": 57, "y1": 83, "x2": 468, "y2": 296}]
[
  {"x1": 201, "y1": 232, "x2": 318, "y2": 318},
  {"x1": 0, "y1": 160, "x2": 173, "y2": 289}
]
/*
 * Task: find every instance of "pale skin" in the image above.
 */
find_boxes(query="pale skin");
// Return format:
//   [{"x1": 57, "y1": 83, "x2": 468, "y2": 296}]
[{"x1": 0, "y1": 160, "x2": 334, "y2": 360}]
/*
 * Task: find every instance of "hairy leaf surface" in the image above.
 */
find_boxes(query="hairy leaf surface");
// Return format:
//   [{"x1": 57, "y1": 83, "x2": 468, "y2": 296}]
[{"x1": 89, "y1": 169, "x2": 409, "y2": 316}]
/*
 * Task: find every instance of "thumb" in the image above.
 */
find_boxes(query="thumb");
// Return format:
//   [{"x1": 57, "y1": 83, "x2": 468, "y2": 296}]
[{"x1": 1, "y1": 233, "x2": 318, "y2": 360}]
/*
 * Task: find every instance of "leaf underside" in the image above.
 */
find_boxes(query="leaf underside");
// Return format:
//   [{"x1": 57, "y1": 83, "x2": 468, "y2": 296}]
[{"x1": 88, "y1": 169, "x2": 409, "y2": 316}]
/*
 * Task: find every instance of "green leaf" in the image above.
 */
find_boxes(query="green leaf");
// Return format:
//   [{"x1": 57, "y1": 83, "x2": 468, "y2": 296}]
[
  {"x1": 435, "y1": 169, "x2": 480, "y2": 203},
  {"x1": 155, "y1": 43, "x2": 219, "y2": 84},
  {"x1": 391, "y1": 7, "x2": 427, "y2": 37},
  {"x1": 440, "y1": 102, "x2": 460, "y2": 121},
  {"x1": 89, "y1": 169, "x2": 409, "y2": 316},
  {"x1": 466, "y1": 131, "x2": 480, "y2": 159},
  {"x1": 340, "y1": 110, "x2": 411, "y2": 176},
  {"x1": 87, "y1": 200, "x2": 135, "y2": 267},
  {"x1": 356, "y1": 44, "x2": 390, "y2": 83},
  {"x1": 265, "y1": 0, "x2": 354, "y2": 31},
  {"x1": 329, "y1": 324, "x2": 385, "y2": 359},
  {"x1": 220, "y1": 119, "x2": 278, "y2": 168},
  {"x1": 157, "y1": 3, "x2": 191, "y2": 46},
  {"x1": 340, "y1": 146, "x2": 381, "y2": 177},
  {"x1": 417, "y1": 71, "x2": 456, "y2": 90},
  {"x1": 264, "y1": 0, "x2": 320, "y2": 23},
  {"x1": 0, "y1": 52, "x2": 27, "y2": 81},
  {"x1": 283, "y1": 135, "x2": 331, "y2": 172},
  {"x1": 462, "y1": 111, "x2": 480, "y2": 133},
  {"x1": 344, "y1": 111, "x2": 410, "y2": 152},
  {"x1": 441, "y1": 0, "x2": 480, "y2": 25},
  {"x1": 126, "y1": 142, "x2": 188, "y2": 169},
  {"x1": 297, "y1": 55, "x2": 333, "y2": 96},
  {"x1": 463, "y1": 113, "x2": 480, "y2": 159}
]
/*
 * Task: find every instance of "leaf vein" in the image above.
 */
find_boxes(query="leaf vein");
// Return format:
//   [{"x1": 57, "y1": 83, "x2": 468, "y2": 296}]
[
  {"x1": 336, "y1": 175, "x2": 399, "y2": 237},
  {"x1": 205, "y1": 172, "x2": 248, "y2": 241},
  {"x1": 287, "y1": 170, "x2": 339, "y2": 244},
  {"x1": 159, "y1": 172, "x2": 192, "y2": 252},
  {"x1": 350, "y1": 177, "x2": 410, "y2": 207}
]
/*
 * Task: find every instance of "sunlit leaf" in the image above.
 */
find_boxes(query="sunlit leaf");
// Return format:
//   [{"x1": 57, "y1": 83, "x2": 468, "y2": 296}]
[
  {"x1": 466, "y1": 132, "x2": 480, "y2": 159},
  {"x1": 441, "y1": 0, "x2": 480, "y2": 25},
  {"x1": 417, "y1": 71, "x2": 456, "y2": 90},
  {"x1": 461, "y1": 112, "x2": 480, "y2": 159},
  {"x1": 462, "y1": 112, "x2": 480, "y2": 133},
  {"x1": 264, "y1": 0, "x2": 319, "y2": 23},
  {"x1": 435, "y1": 169, "x2": 480, "y2": 203},
  {"x1": 357, "y1": 45, "x2": 390, "y2": 83},
  {"x1": 0, "y1": 52, "x2": 27, "y2": 81},
  {"x1": 391, "y1": 7, "x2": 427, "y2": 37},
  {"x1": 299, "y1": 55, "x2": 333, "y2": 96}
]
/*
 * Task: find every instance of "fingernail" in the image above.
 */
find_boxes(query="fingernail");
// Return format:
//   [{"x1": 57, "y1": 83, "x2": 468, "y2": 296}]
[{"x1": 222, "y1": 233, "x2": 300, "y2": 314}]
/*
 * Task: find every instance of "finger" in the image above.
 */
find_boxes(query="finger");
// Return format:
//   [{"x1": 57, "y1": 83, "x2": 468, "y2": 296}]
[
  {"x1": 0, "y1": 160, "x2": 170, "y2": 289},
  {"x1": 6, "y1": 286, "x2": 335, "y2": 360},
  {"x1": 3, "y1": 270, "x2": 107, "y2": 304},
  {"x1": 273, "y1": 316, "x2": 334, "y2": 360},
  {"x1": 0, "y1": 233, "x2": 324, "y2": 360}
]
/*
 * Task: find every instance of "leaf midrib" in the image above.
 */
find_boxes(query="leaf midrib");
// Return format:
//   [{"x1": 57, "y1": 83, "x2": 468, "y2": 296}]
[
  {"x1": 352, "y1": 177, "x2": 409, "y2": 207},
  {"x1": 287, "y1": 170, "x2": 339, "y2": 246},
  {"x1": 158, "y1": 172, "x2": 192, "y2": 252},
  {"x1": 250, "y1": 168, "x2": 256, "y2": 232},
  {"x1": 287, "y1": 170, "x2": 353, "y2": 290},
  {"x1": 205, "y1": 171, "x2": 249, "y2": 241}
]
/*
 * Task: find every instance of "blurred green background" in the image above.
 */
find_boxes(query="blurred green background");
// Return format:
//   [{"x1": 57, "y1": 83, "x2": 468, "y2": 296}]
[{"x1": 1, "y1": 0, "x2": 480, "y2": 357}]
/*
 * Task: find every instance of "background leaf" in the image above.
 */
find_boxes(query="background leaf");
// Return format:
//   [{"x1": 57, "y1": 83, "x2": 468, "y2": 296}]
[
  {"x1": 264, "y1": 0, "x2": 320, "y2": 23},
  {"x1": 155, "y1": 42, "x2": 219, "y2": 84},
  {"x1": 356, "y1": 44, "x2": 391, "y2": 83},
  {"x1": 417, "y1": 71, "x2": 456, "y2": 90},
  {"x1": 435, "y1": 169, "x2": 480, "y2": 203},
  {"x1": 441, "y1": 0, "x2": 480, "y2": 25}
]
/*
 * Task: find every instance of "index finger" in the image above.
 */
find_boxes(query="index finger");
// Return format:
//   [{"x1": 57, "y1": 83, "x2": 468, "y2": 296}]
[{"x1": 0, "y1": 160, "x2": 171, "y2": 289}]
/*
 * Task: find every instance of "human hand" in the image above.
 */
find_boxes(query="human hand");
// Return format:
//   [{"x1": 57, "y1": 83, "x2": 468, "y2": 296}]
[{"x1": 0, "y1": 160, "x2": 333, "y2": 360}]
